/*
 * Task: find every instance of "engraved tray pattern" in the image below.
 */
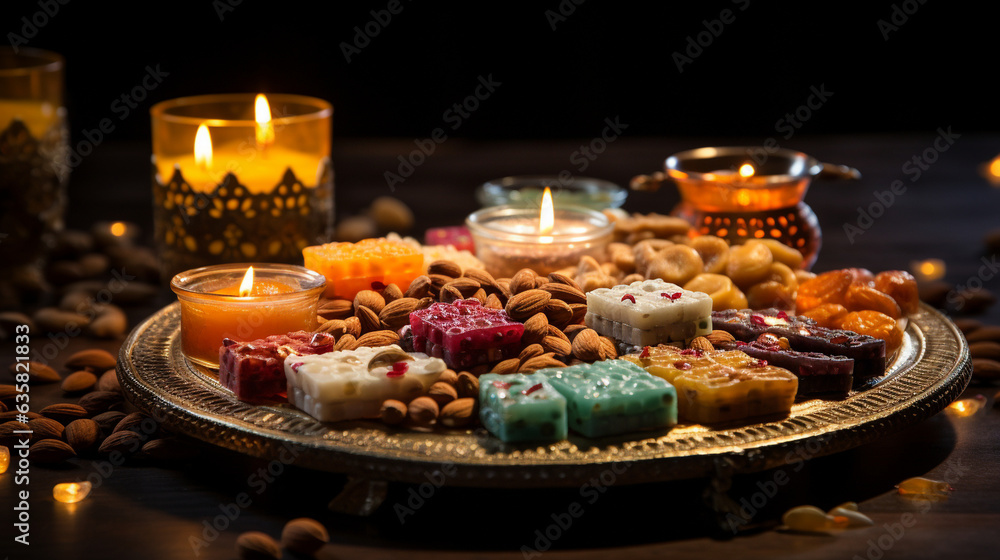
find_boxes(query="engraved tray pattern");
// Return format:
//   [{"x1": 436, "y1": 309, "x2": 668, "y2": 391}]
[{"x1": 117, "y1": 303, "x2": 971, "y2": 487}]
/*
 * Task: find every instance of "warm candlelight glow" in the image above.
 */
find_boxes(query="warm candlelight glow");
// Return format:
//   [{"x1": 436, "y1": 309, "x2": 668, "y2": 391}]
[
  {"x1": 110, "y1": 222, "x2": 127, "y2": 237},
  {"x1": 910, "y1": 258, "x2": 946, "y2": 282},
  {"x1": 53, "y1": 481, "x2": 92, "y2": 504},
  {"x1": 539, "y1": 187, "x2": 555, "y2": 235},
  {"x1": 738, "y1": 163, "x2": 755, "y2": 178},
  {"x1": 194, "y1": 124, "x2": 213, "y2": 171},
  {"x1": 254, "y1": 93, "x2": 274, "y2": 150},
  {"x1": 239, "y1": 266, "x2": 254, "y2": 297},
  {"x1": 946, "y1": 395, "x2": 985, "y2": 417},
  {"x1": 0, "y1": 445, "x2": 9, "y2": 474}
]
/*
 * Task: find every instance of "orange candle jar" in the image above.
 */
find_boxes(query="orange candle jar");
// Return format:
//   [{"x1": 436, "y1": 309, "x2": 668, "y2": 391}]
[{"x1": 171, "y1": 263, "x2": 325, "y2": 369}]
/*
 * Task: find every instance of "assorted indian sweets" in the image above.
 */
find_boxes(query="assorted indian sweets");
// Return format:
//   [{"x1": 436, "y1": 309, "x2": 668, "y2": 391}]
[{"x1": 216, "y1": 217, "x2": 920, "y2": 443}]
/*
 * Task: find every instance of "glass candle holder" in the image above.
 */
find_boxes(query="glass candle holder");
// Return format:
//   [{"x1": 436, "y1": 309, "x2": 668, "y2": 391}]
[
  {"x1": 0, "y1": 47, "x2": 68, "y2": 270},
  {"x1": 171, "y1": 263, "x2": 326, "y2": 369},
  {"x1": 633, "y1": 146, "x2": 860, "y2": 269},
  {"x1": 466, "y1": 205, "x2": 613, "y2": 278},
  {"x1": 475, "y1": 175, "x2": 627, "y2": 210},
  {"x1": 151, "y1": 94, "x2": 334, "y2": 279}
]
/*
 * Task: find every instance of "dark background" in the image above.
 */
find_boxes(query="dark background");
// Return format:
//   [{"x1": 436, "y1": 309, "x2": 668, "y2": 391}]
[{"x1": 3, "y1": 0, "x2": 995, "y2": 142}]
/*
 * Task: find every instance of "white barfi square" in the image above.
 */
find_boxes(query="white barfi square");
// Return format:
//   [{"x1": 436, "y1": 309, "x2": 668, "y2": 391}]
[{"x1": 585, "y1": 279, "x2": 712, "y2": 346}]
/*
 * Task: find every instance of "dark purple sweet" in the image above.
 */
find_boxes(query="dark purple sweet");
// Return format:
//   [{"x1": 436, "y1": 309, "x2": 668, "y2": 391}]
[
  {"x1": 711, "y1": 308, "x2": 886, "y2": 383},
  {"x1": 218, "y1": 331, "x2": 336, "y2": 400},
  {"x1": 716, "y1": 340, "x2": 854, "y2": 395}
]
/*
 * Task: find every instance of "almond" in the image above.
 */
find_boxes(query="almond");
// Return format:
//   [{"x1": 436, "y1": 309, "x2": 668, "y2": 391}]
[
  {"x1": 440, "y1": 398, "x2": 476, "y2": 428},
  {"x1": 78, "y1": 391, "x2": 123, "y2": 416},
  {"x1": 444, "y1": 277, "x2": 481, "y2": 298},
  {"x1": 690, "y1": 336, "x2": 715, "y2": 353},
  {"x1": 316, "y1": 318, "x2": 347, "y2": 337},
  {"x1": 969, "y1": 341, "x2": 1000, "y2": 361},
  {"x1": 235, "y1": 531, "x2": 281, "y2": 560},
  {"x1": 541, "y1": 335, "x2": 572, "y2": 357},
  {"x1": 455, "y1": 372, "x2": 479, "y2": 399},
  {"x1": 30, "y1": 439, "x2": 76, "y2": 463},
  {"x1": 381, "y1": 283, "x2": 404, "y2": 303},
  {"x1": 547, "y1": 271, "x2": 583, "y2": 292},
  {"x1": 379, "y1": 399, "x2": 407, "y2": 425},
  {"x1": 428, "y1": 259, "x2": 463, "y2": 278},
  {"x1": 571, "y1": 328, "x2": 603, "y2": 362},
  {"x1": 522, "y1": 313, "x2": 549, "y2": 346},
  {"x1": 404, "y1": 275, "x2": 433, "y2": 299},
  {"x1": 355, "y1": 305, "x2": 381, "y2": 334},
  {"x1": 427, "y1": 381, "x2": 458, "y2": 406},
  {"x1": 546, "y1": 324, "x2": 570, "y2": 343},
  {"x1": 7, "y1": 361, "x2": 60, "y2": 384},
  {"x1": 40, "y1": 403, "x2": 87, "y2": 424},
  {"x1": 491, "y1": 358, "x2": 521, "y2": 375},
  {"x1": 65, "y1": 348, "x2": 117, "y2": 371},
  {"x1": 965, "y1": 325, "x2": 1000, "y2": 344},
  {"x1": 485, "y1": 292, "x2": 504, "y2": 310},
  {"x1": 471, "y1": 288, "x2": 488, "y2": 304},
  {"x1": 62, "y1": 370, "x2": 98, "y2": 393},
  {"x1": 334, "y1": 334, "x2": 358, "y2": 351},
  {"x1": 356, "y1": 330, "x2": 400, "y2": 348},
  {"x1": 97, "y1": 369, "x2": 121, "y2": 393},
  {"x1": 706, "y1": 329, "x2": 737, "y2": 346},
  {"x1": 282, "y1": 518, "x2": 330, "y2": 555},
  {"x1": 464, "y1": 268, "x2": 500, "y2": 291},
  {"x1": 353, "y1": 290, "x2": 385, "y2": 314},
  {"x1": 972, "y1": 358, "x2": 1000, "y2": 381},
  {"x1": 65, "y1": 418, "x2": 100, "y2": 453},
  {"x1": 598, "y1": 336, "x2": 618, "y2": 360},
  {"x1": 543, "y1": 299, "x2": 574, "y2": 328},
  {"x1": 28, "y1": 417, "x2": 64, "y2": 440},
  {"x1": 379, "y1": 297, "x2": 418, "y2": 331},
  {"x1": 437, "y1": 369, "x2": 459, "y2": 386},
  {"x1": 0, "y1": 384, "x2": 18, "y2": 403},
  {"x1": 509, "y1": 268, "x2": 537, "y2": 295},
  {"x1": 506, "y1": 289, "x2": 551, "y2": 321},
  {"x1": 317, "y1": 298, "x2": 354, "y2": 320},
  {"x1": 0, "y1": 421, "x2": 30, "y2": 446},
  {"x1": 33, "y1": 307, "x2": 91, "y2": 332},
  {"x1": 343, "y1": 316, "x2": 362, "y2": 338},
  {"x1": 407, "y1": 396, "x2": 439, "y2": 426},
  {"x1": 427, "y1": 273, "x2": 452, "y2": 294},
  {"x1": 519, "y1": 343, "x2": 545, "y2": 363},
  {"x1": 439, "y1": 283, "x2": 464, "y2": 303},
  {"x1": 0, "y1": 411, "x2": 40, "y2": 422},
  {"x1": 953, "y1": 318, "x2": 982, "y2": 335},
  {"x1": 92, "y1": 410, "x2": 127, "y2": 433},
  {"x1": 519, "y1": 353, "x2": 565, "y2": 373},
  {"x1": 568, "y1": 303, "x2": 588, "y2": 324},
  {"x1": 542, "y1": 282, "x2": 587, "y2": 305},
  {"x1": 99, "y1": 430, "x2": 142, "y2": 455}
]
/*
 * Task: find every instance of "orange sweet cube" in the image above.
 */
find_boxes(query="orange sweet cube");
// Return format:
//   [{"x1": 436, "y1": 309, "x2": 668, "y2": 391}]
[{"x1": 303, "y1": 238, "x2": 424, "y2": 300}]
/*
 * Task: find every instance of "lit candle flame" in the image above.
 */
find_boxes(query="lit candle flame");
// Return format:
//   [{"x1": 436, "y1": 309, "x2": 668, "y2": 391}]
[
  {"x1": 194, "y1": 124, "x2": 213, "y2": 171},
  {"x1": 110, "y1": 222, "x2": 127, "y2": 237},
  {"x1": 53, "y1": 481, "x2": 92, "y2": 504},
  {"x1": 255, "y1": 93, "x2": 274, "y2": 151},
  {"x1": 738, "y1": 163, "x2": 755, "y2": 178},
  {"x1": 946, "y1": 395, "x2": 985, "y2": 417},
  {"x1": 0, "y1": 445, "x2": 9, "y2": 474},
  {"x1": 239, "y1": 266, "x2": 254, "y2": 297},
  {"x1": 539, "y1": 187, "x2": 555, "y2": 236}
]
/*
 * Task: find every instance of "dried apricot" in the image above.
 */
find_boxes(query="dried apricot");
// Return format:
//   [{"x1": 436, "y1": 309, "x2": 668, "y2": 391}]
[
  {"x1": 839, "y1": 310, "x2": 904, "y2": 355},
  {"x1": 800, "y1": 303, "x2": 849, "y2": 329},
  {"x1": 796, "y1": 270, "x2": 853, "y2": 312},
  {"x1": 843, "y1": 268, "x2": 875, "y2": 287},
  {"x1": 844, "y1": 284, "x2": 903, "y2": 319},
  {"x1": 873, "y1": 270, "x2": 920, "y2": 315}
]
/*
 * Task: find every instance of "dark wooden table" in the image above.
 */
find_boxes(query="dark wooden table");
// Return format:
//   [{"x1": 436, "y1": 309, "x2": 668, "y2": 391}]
[{"x1": 3, "y1": 134, "x2": 1000, "y2": 559}]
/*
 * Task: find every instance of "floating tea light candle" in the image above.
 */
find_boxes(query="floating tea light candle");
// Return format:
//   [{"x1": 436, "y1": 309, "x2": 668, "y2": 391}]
[
  {"x1": 171, "y1": 263, "x2": 325, "y2": 368},
  {"x1": 466, "y1": 187, "x2": 613, "y2": 278}
]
